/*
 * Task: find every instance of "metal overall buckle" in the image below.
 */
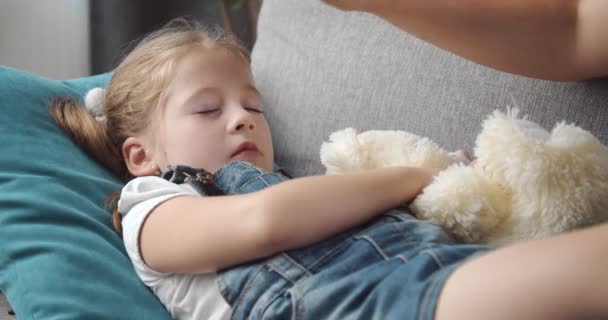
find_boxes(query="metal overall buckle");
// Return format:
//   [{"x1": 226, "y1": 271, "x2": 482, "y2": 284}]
[{"x1": 174, "y1": 166, "x2": 224, "y2": 196}]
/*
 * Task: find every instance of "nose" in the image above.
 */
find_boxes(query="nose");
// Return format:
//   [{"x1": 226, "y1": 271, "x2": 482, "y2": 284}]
[
  {"x1": 228, "y1": 106, "x2": 255, "y2": 133},
  {"x1": 235, "y1": 122, "x2": 254, "y2": 131}
]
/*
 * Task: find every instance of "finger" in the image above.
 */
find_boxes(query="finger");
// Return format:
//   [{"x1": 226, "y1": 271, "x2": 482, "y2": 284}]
[{"x1": 322, "y1": 0, "x2": 358, "y2": 11}]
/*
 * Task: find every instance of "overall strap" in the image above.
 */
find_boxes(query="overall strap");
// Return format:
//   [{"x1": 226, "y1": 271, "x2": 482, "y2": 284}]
[{"x1": 160, "y1": 164, "x2": 224, "y2": 196}]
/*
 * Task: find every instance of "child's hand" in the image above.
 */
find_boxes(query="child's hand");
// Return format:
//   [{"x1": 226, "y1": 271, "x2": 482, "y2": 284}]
[
  {"x1": 417, "y1": 150, "x2": 472, "y2": 194},
  {"x1": 420, "y1": 167, "x2": 442, "y2": 190},
  {"x1": 402, "y1": 167, "x2": 440, "y2": 206}
]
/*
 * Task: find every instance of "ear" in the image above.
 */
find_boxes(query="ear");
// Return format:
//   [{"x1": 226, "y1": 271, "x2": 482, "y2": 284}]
[{"x1": 122, "y1": 137, "x2": 160, "y2": 177}]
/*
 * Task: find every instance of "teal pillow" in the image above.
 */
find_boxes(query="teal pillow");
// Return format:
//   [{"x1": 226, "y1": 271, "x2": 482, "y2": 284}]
[{"x1": 0, "y1": 67, "x2": 172, "y2": 319}]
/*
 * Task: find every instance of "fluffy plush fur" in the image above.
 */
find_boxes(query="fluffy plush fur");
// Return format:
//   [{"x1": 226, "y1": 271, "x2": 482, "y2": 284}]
[{"x1": 320, "y1": 109, "x2": 608, "y2": 245}]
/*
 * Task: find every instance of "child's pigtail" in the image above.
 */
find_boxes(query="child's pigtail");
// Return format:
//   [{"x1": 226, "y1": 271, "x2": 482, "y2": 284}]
[
  {"x1": 107, "y1": 191, "x2": 123, "y2": 235},
  {"x1": 49, "y1": 95, "x2": 128, "y2": 236},
  {"x1": 49, "y1": 96, "x2": 126, "y2": 178},
  {"x1": 48, "y1": 20, "x2": 252, "y2": 237}
]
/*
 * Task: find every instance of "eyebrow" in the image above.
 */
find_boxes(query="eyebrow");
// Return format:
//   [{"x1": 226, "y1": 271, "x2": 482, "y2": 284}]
[
  {"x1": 243, "y1": 85, "x2": 261, "y2": 96},
  {"x1": 182, "y1": 85, "x2": 261, "y2": 106}
]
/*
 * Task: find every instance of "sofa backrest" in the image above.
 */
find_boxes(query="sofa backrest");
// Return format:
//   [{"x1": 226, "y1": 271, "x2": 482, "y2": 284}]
[{"x1": 251, "y1": 0, "x2": 608, "y2": 177}]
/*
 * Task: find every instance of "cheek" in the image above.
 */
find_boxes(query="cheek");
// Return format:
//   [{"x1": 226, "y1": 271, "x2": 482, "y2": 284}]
[
  {"x1": 163, "y1": 123, "x2": 225, "y2": 162},
  {"x1": 259, "y1": 121, "x2": 274, "y2": 156}
]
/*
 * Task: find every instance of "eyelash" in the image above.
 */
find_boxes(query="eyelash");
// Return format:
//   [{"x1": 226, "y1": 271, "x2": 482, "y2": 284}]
[
  {"x1": 198, "y1": 109, "x2": 219, "y2": 114},
  {"x1": 197, "y1": 108, "x2": 263, "y2": 115},
  {"x1": 246, "y1": 108, "x2": 264, "y2": 114}
]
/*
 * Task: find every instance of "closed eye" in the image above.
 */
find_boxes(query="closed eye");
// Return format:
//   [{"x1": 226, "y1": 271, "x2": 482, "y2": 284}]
[
  {"x1": 246, "y1": 108, "x2": 264, "y2": 114},
  {"x1": 197, "y1": 109, "x2": 220, "y2": 114}
]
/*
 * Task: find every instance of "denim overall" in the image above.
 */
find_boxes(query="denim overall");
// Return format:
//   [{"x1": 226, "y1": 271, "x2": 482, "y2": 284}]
[{"x1": 161, "y1": 161, "x2": 492, "y2": 320}]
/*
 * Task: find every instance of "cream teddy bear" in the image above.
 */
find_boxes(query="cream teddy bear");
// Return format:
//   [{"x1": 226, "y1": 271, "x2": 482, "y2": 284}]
[{"x1": 320, "y1": 109, "x2": 608, "y2": 245}]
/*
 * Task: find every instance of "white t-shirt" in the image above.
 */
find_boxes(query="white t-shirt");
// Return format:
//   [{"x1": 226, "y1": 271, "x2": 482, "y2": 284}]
[{"x1": 117, "y1": 176, "x2": 232, "y2": 320}]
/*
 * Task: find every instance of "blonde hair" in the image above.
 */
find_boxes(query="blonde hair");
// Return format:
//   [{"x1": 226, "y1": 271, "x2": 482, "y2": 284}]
[{"x1": 50, "y1": 18, "x2": 249, "y2": 235}]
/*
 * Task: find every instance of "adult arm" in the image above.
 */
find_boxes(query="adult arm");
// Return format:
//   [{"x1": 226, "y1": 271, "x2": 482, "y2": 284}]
[
  {"x1": 436, "y1": 221, "x2": 608, "y2": 319},
  {"x1": 140, "y1": 166, "x2": 436, "y2": 273},
  {"x1": 324, "y1": 0, "x2": 608, "y2": 80}
]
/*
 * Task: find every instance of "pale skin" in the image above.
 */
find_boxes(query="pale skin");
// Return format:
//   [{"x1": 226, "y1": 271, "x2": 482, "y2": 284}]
[
  {"x1": 323, "y1": 0, "x2": 608, "y2": 80},
  {"x1": 122, "y1": 47, "x2": 438, "y2": 274},
  {"x1": 121, "y1": 47, "x2": 608, "y2": 319},
  {"x1": 322, "y1": 1, "x2": 608, "y2": 319}
]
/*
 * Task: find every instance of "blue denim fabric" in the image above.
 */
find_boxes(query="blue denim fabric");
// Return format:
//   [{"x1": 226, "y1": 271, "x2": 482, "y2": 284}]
[{"x1": 162, "y1": 161, "x2": 492, "y2": 320}]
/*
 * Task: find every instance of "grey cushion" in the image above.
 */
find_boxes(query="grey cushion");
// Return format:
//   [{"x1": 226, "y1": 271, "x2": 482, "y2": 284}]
[{"x1": 252, "y1": 0, "x2": 608, "y2": 178}]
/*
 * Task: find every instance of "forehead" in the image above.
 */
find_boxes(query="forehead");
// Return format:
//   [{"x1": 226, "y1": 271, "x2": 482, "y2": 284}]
[
  {"x1": 171, "y1": 47, "x2": 251, "y2": 86},
  {"x1": 161, "y1": 47, "x2": 253, "y2": 110}
]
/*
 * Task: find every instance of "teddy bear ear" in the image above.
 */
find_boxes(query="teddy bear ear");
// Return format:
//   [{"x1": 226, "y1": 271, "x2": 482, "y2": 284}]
[
  {"x1": 320, "y1": 127, "x2": 369, "y2": 174},
  {"x1": 514, "y1": 118, "x2": 551, "y2": 142},
  {"x1": 328, "y1": 127, "x2": 358, "y2": 142},
  {"x1": 475, "y1": 108, "x2": 547, "y2": 159},
  {"x1": 549, "y1": 121, "x2": 604, "y2": 152},
  {"x1": 493, "y1": 108, "x2": 550, "y2": 140}
]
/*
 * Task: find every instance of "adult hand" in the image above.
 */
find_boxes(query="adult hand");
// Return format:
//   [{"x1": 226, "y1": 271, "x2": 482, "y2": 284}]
[
  {"x1": 322, "y1": 0, "x2": 377, "y2": 12},
  {"x1": 322, "y1": 0, "x2": 355, "y2": 10},
  {"x1": 321, "y1": 0, "x2": 608, "y2": 80}
]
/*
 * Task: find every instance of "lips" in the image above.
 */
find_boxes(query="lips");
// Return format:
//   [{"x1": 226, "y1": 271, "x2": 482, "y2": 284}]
[{"x1": 231, "y1": 141, "x2": 259, "y2": 158}]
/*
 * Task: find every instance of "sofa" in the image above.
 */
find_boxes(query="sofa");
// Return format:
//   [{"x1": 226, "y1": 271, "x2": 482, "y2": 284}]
[{"x1": 1, "y1": 0, "x2": 607, "y2": 319}]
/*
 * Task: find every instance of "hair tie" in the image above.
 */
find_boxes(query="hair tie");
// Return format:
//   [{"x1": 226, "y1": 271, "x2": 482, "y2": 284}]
[{"x1": 84, "y1": 87, "x2": 107, "y2": 124}]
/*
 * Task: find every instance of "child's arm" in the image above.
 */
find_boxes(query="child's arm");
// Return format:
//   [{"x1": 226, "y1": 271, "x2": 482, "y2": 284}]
[
  {"x1": 139, "y1": 166, "x2": 436, "y2": 274},
  {"x1": 324, "y1": 0, "x2": 608, "y2": 80}
]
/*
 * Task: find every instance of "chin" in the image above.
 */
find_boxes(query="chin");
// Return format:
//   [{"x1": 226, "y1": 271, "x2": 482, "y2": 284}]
[
  {"x1": 243, "y1": 160, "x2": 270, "y2": 171},
  {"x1": 257, "y1": 157, "x2": 274, "y2": 172},
  {"x1": 261, "y1": 163, "x2": 275, "y2": 172},
  {"x1": 231, "y1": 155, "x2": 272, "y2": 171}
]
